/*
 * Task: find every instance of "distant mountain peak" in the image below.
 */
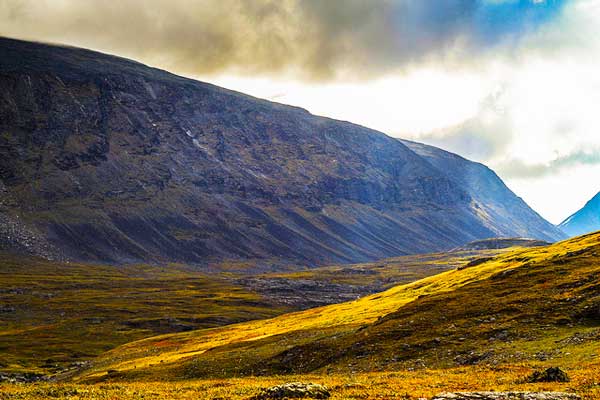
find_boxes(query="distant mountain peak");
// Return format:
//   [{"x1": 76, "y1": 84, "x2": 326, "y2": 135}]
[{"x1": 559, "y1": 190, "x2": 600, "y2": 237}]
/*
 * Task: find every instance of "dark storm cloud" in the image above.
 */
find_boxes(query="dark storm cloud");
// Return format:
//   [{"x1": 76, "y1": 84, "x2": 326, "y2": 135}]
[{"x1": 0, "y1": 0, "x2": 568, "y2": 79}]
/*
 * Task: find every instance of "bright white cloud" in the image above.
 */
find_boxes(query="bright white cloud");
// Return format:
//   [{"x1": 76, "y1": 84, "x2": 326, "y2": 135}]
[
  {"x1": 509, "y1": 164, "x2": 600, "y2": 224},
  {"x1": 210, "y1": 69, "x2": 492, "y2": 135}
]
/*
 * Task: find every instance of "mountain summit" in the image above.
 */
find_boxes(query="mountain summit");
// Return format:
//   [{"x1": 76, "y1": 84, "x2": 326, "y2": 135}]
[
  {"x1": 559, "y1": 191, "x2": 600, "y2": 237},
  {"x1": 0, "y1": 37, "x2": 564, "y2": 266}
]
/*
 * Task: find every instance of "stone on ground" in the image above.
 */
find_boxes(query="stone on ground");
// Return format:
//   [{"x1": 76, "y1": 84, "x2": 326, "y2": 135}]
[
  {"x1": 432, "y1": 392, "x2": 580, "y2": 400},
  {"x1": 251, "y1": 382, "x2": 331, "y2": 399}
]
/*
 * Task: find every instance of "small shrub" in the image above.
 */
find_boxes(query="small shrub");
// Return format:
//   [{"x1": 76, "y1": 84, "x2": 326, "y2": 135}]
[{"x1": 526, "y1": 367, "x2": 570, "y2": 383}]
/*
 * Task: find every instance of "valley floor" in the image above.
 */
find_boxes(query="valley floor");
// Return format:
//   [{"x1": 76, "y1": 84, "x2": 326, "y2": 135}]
[
  {"x1": 2, "y1": 236, "x2": 599, "y2": 398},
  {"x1": 1, "y1": 366, "x2": 599, "y2": 399},
  {"x1": 0, "y1": 247, "x2": 502, "y2": 375}
]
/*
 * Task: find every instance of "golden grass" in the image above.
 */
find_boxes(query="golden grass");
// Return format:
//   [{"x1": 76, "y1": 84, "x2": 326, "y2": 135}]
[
  {"x1": 0, "y1": 245, "x2": 508, "y2": 376},
  {"x1": 76, "y1": 234, "x2": 599, "y2": 381},
  {"x1": 3, "y1": 365, "x2": 600, "y2": 399},
  {"x1": 0, "y1": 254, "x2": 289, "y2": 374}
]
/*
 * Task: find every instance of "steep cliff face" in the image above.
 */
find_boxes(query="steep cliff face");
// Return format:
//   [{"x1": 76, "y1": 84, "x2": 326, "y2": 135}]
[{"x1": 0, "y1": 38, "x2": 564, "y2": 267}]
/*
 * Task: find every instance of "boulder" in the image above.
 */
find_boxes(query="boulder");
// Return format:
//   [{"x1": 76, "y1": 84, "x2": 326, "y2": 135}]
[
  {"x1": 432, "y1": 392, "x2": 580, "y2": 400},
  {"x1": 432, "y1": 392, "x2": 581, "y2": 400},
  {"x1": 251, "y1": 382, "x2": 331, "y2": 399}
]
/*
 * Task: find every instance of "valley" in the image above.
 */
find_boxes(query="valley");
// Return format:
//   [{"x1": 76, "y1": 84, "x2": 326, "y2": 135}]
[
  {"x1": 0, "y1": 233, "x2": 598, "y2": 398},
  {"x1": 0, "y1": 254, "x2": 288, "y2": 377},
  {"x1": 72, "y1": 233, "x2": 600, "y2": 383},
  {"x1": 0, "y1": 35, "x2": 598, "y2": 400},
  {"x1": 0, "y1": 241, "x2": 523, "y2": 376}
]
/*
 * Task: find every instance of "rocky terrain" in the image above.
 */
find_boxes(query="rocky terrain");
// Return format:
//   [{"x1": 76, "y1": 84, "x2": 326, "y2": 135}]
[
  {"x1": 234, "y1": 276, "x2": 373, "y2": 309},
  {"x1": 235, "y1": 242, "x2": 518, "y2": 308},
  {"x1": 251, "y1": 382, "x2": 331, "y2": 399},
  {"x1": 0, "y1": 37, "x2": 564, "y2": 267},
  {"x1": 0, "y1": 181, "x2": 61, "y2": 260},
  {"x1": 453, "y1": 238, "x2": 551, "y2": 251}
]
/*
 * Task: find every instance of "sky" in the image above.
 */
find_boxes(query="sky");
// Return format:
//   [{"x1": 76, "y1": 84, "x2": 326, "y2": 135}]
[{"x1": 1, "y1": 0, "x2": 599, "y2": 224}]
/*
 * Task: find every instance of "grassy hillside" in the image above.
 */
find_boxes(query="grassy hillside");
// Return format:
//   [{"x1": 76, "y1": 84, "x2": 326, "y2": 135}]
[
  {"x1": 1, "y1": 244, "x2": 521, "y2": 375},
  {"x1": 74, "y1": 232, "x2": 600, "y2": 385}
]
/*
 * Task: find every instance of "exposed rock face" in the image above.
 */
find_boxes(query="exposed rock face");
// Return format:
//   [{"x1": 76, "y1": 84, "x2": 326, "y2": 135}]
[
  {"x1": 401, "y1": 140, "x2": 565, "y2": 243},
  {"x1": 251, "y1": 382, "x2": 331, "y2": 399},
  {"x1": 0, "y1": 38, "x2": 565, "y2": 267},
  {"x1": 432, "y1": 393, "x2": 580, "y2": 400}
]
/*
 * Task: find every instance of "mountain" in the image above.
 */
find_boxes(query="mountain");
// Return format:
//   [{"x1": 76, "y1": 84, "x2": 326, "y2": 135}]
[
  {"x1": 0, "y1": 37, "x2": 564, "y2": 267},
  {"x1": 559, "y1": 191, "x2": 600, "y2": 237},
  {"x1": 400, "y1": 140, "x2": 563, "y2": 242}
]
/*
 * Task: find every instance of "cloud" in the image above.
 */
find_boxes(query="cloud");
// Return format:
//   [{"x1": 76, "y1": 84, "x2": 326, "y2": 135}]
[
  {"x1": 415, "y1": 88, "x2": 514, "y2": 161},
  {"x1": 413, "y1": 33, "x2": 600, "y2": 181},
  {"x1": 0, "y1": 0, "x2": 568, "y2": 80},
  {"x1": 496, "y1": 149, "x2": 600, "y2": 178}
]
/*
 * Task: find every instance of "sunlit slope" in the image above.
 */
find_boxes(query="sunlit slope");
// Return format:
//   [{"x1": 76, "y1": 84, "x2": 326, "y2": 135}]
[
  {"x1": 75, "y1": 233, "x2": 600, "y2": 381},
  {"x1": 0, "y1": 245, "x2": 519, "y2": 376}
]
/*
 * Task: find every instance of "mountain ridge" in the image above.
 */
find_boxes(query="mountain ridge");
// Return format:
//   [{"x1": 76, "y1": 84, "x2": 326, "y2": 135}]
[
  {"x1": 559, "y1": 191, "x2": 600, "y2": 237},
  {"x1": 400, "y1": 139, "x2": 563, "y2": 241},
  {"x1": 0, "y1": 37, "x2": 565, "y2": 267}
]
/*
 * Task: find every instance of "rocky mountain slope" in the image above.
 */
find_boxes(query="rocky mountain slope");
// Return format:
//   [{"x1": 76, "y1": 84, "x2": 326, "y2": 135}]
[
  {"x1": 401, "y1": 140, "x2": 564, "y2": 241},
  {"x1": 559, "y1": 191, "x2": 600, "y2": 237},
  {"x1": 0, "y1": 37, "x2": 565, "y2": 266}
]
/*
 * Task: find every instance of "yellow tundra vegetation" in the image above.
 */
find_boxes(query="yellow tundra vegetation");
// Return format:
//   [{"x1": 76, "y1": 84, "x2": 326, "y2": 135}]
[{"x1": 75, "y1": 232, "x2": 600, "y2": 386}]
